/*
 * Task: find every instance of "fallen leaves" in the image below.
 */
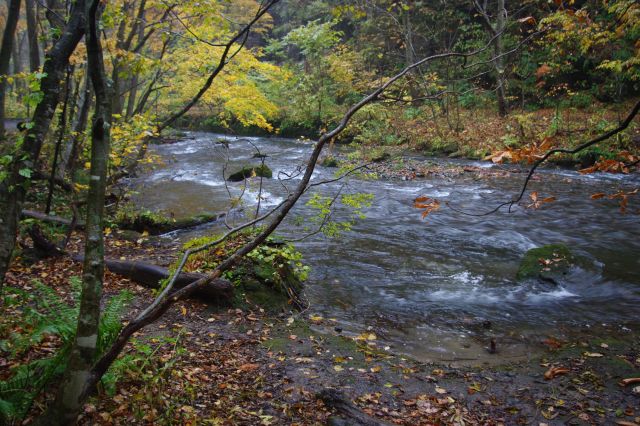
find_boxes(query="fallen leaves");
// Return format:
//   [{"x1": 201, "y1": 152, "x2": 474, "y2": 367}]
[
  {"x1": 486, "y1": 137, "x2": 555, "y2": 165},
  {"x1": 413, "y1": 196, "x2": 440, "y2": 219},
  {"x1": 619, "y1": 377, "x2": 640, "y2": 386},
  {"x1": 544, "y1": 366, "x2": 570, "y2": 380},
  {"x1": 590, "y1": 188, "x2": 639, "y2": 213},
  {"x1": 238, "y1": 363, "x2": 260, "y2": 373},
  {"x1": 527, "y1": 191, "x2": 557, "y2": 209}
]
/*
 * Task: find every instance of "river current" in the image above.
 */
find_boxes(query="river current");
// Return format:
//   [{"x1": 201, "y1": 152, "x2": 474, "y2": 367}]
[{"x1": 131, "y1": 132, "x2": 640, "y2": 364}]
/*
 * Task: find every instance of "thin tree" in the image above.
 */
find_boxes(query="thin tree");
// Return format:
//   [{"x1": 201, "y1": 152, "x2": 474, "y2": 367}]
[
  {"x1": 26, "y1": 0, "x2": 41, "y2": 72},
  {"x1": 0, "y1": 0, "x2": 22, "y2": 140},
  {"x1": 0, "y1": 0, "x2": 87, "y2": 287},
  {"x1": 44, "y1": 0, "x2": 112, "y2": 421}
]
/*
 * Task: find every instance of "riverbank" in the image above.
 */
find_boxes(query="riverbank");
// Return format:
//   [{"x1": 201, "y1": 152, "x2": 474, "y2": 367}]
[
  {"x1": 169, "y1": 100, "x2": 640, "y2": 169},
  {"x1": 2, "y1": 229, "x2": 639, "y2": 425}
]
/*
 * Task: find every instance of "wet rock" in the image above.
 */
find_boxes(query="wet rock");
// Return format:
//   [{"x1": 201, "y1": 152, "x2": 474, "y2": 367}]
[
  {"x1": 516, "y1": 244, "x2": 575, "y2": 284},
  {"x1": 227, "y1": 164, "x2": 273, "y2": 182}
]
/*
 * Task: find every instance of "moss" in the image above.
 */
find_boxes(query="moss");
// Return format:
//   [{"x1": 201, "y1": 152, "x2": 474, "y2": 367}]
[
  {"x1": 320, "y1": 156, "x2": 339, "y2": 167},
  {"x1": 116, "y1": 210, "x2": 224, "y2": 234},
  {"x1": 182, "y1": 228, "x2": 308, "y2": 312},
  {"x1": 371, "y1": 151, "x2": 391, "y2": 163},
  {"x1": 516, "y1": 244, "x2": 574, "y2": 281},
  {"x1": 227, "y1": 164, "x2": 273, "y2": 182}
]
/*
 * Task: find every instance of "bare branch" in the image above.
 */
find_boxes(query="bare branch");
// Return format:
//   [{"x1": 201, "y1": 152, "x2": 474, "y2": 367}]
[{"x1": 447, "y1": 100, "x2": 640, "y2": 217}]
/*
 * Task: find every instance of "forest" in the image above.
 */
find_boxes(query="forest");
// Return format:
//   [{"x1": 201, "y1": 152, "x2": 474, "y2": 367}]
[{"x1": 0, "y1": 0, "x2": 639, "y2": 424}]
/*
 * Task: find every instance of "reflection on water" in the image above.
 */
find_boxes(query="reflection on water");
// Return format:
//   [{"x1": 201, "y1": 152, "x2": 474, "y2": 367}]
[{"x1": 132, "y1": 132, "x2": 640, "y2": 364}]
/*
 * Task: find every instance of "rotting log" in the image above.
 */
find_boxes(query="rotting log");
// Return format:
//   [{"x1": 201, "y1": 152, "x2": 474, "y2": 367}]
[
  {"x1": 22, "y1": 209, "x2": 86, "y2": 229},
  {"x1": 115, "y1": 212, "x2": 228, "y2": 235},
  {"x1": 71, "y1": 255, "x2": 233, "y2": 304},
  {"x1": 318, "y1": 389, "x2": 393, "y2": 426},
  {"x1": 21, "y1": 209, "x2": 228, "y2": 235}
]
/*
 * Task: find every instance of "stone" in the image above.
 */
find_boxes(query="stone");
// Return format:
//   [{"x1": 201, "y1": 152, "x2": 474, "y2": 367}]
[
  {"x1": 517, "y1": 244, "x2": 575, "y2": 284},
  {"x1": 227, "y1": 164, "x2": 273, "y2": 182}
]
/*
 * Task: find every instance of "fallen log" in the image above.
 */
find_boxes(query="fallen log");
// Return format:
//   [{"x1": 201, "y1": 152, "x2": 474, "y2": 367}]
[
  {"x1": 32, "y1": 170, "x2": 74, "y2": 192},
  {"x1": 29, "y1": 224, "x2": 65, "y2": 257},
  {"x1": 71, "y1": 255, "x2": 233, "y2": 304},
  {"x1": 21, "y1": 209, "x2": 228, "y2": 236},
  {"x1": 115, "y1": 211, "x2": 228, "y2": 235},
  {"x1": 21, "y1": 209, "x2": 86, "y2": 229},
  {"x1": 318, "y1": 389, "x2": 393, "y2": 426}
]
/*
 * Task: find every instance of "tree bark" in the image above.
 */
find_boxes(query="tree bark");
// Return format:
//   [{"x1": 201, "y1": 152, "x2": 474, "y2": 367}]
[
  {"x1": 495, "y1": 0, "x2": 507, "y2": 116},
  {"x1": 62, "y1": 72, "x2": 93, "y2": 179},
  {"x1": 45, "y1": 67, "x2": 73, "y2": 213},
  {"x1": 49, "y1": 0, "x2": 111, "y2": 422},
  {"x1": 0, "y1": 0, "x2": 22, "y2": 140},
  {"x1": 0, "y1": 0, "x2": 86, "y2": 288},
  {"x1": 125, "y1": 4, "x2": 146, "y2": 119},
  {"x1": 26, "y1": 0, "x2": 41, "y2": 72}
]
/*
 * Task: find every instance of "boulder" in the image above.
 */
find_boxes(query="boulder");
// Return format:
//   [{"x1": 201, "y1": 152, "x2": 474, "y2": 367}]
[
  {"x1": 517, "y1": 244, "x2": 575, "y2": 284},
  {"x1": 227, "y1": 164, "x2": 273, "y2": 182},
  {"x1": 320, "y1": 156, "x2": 339, "y2": 167}
]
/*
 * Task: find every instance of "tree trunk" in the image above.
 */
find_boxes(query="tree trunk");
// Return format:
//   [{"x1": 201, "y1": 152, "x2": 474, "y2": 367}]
[
  {"x1": 494, "y1": 0, "x2": 507, "y2": 116},
  {"x1": 0, "y1": 1, "x2": 85, "y2": 288},
  {"x1": 26, "y1": 0, "x2": 41, "y2": 72},
  {"x1": 71, "y1": 255, "x2": 233, "y2": 303},
  {"x1": 49, "y1": 0, "x2": 111, "y2": 422},
  {"x1": 45, "y1": 0, "x2": 67, "y2": 34},
  {"x1": 45, "y1": 67, "x2": 73, "y2": 213},
  {"x1": 62, "y1": 72, "x2": 93, "y2": 179},
  {"x1": 0, "y1": 0, "x2": 21, "y2": 140}
]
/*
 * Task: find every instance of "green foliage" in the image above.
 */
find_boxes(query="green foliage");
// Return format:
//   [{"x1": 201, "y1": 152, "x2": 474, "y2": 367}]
[
  {"x1": 0, "y1": 279, "x2": 132, "y2": 423},
  {"x1": 181, "y1": 228, "x2": 309, "y2": 310},
  {"x1": 246, "y1": 242, "x2": 310, "y2": 284},
  {"x1": 305, "y1": 191, "x2": 374, "y2": 238}
]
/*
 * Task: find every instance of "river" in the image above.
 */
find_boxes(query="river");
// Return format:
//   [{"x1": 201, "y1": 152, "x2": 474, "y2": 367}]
[{"x1": 131, "y1": 132, "x2": 640, "y2": 364}]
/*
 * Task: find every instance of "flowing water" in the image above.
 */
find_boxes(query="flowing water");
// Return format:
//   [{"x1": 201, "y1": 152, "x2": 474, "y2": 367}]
[{"x1": 132, "y1": 132, "x2": 640, "y2": 364}]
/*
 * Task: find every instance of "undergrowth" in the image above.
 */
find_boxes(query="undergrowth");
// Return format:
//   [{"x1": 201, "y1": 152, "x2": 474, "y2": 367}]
[{"x1": 0, "y1": 278, "x2": 132, "y2": 424}]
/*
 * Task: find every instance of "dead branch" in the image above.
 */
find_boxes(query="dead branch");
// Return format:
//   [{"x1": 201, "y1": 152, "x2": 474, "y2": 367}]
[{"x1": 447, "y1": 100, "x2": 640, "y2": 217}]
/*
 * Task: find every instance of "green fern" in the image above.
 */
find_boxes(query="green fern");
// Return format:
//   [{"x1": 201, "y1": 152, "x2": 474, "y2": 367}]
[
  {"x1": 0, "y1": 278, "x2": 132, "y2": 424},
  {"x1": 97, "y1": 290, "x2": 133, "y2": 356}
]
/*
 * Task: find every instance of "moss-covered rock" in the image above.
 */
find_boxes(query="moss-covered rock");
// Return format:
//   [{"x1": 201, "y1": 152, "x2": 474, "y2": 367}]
[
  {"x1": 371, "y1": 151, "x2": 391, "y2": 163},
  {"x1": 320, "y1": 156, "x2": 339, "y2": 167},
  {"x1": 517, "y1": 244, "x2": 575, "y2": 283},
  {"x1": 227, "y1": 164, "x2": 273, "y2": 182},
  {"x1": 182, "y1": 229, "x2": 308, "y2": 312}
]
